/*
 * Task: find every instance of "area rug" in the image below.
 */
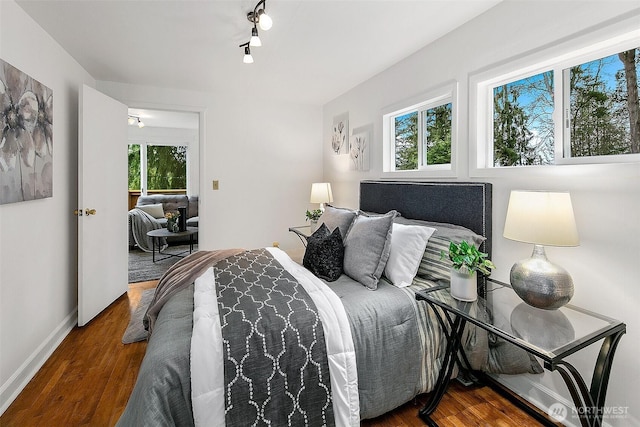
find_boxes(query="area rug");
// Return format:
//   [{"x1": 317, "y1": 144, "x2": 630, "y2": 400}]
[
  {"x1": 128, "y1": 244, "x2": 198, "y2": 283},
  {"x1": 122, "y1": 288, "x2": 155, "y2": 344}
]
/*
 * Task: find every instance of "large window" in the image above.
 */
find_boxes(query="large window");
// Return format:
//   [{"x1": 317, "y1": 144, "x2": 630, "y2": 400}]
[
  {"x1": 384, "y1": 84, "x2": 456, "y2": 174},
  {"x1": 128, "y1": 143, "x2": 187, "y2": 193},
  {"x1": 473, "y1": 34, "x2": 639, "y2": 170}
]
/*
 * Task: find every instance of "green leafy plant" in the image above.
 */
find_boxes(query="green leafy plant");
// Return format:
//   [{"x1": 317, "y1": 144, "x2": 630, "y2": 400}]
[
  {"x1": 442, "y1": 240, "x2": 496, "y2": 276},
  {"x1": 305, "y1": 209, "x2": 322, "y2": 221}
]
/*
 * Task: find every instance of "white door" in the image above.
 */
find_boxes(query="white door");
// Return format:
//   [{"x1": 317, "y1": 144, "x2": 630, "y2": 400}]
[{"x1": 78, "y1": 85, "x2": 128, "y2": 326}]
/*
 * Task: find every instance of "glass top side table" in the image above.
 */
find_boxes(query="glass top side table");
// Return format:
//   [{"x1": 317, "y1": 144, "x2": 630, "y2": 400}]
[{"x1": 415, "y1": 278, "x2": 626, "y2": 427}]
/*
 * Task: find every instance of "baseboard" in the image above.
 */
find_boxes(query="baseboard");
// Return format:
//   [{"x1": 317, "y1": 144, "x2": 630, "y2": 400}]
[{"x1": 0, "y1": 308, "x2": 77, "y2": 415}]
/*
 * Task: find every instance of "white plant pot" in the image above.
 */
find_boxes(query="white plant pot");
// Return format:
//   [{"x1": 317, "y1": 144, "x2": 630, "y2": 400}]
[
  {"x1": 310, "y1": 220, "x2": 319, "y2": 233},
  {"x1": 450, "y1": 268, "x2": 478, "y2": 302}
]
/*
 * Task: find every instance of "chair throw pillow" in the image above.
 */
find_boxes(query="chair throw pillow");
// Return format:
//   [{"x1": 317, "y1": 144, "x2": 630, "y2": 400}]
[
  {"x1": 343, "y1": 210, "x2": 398, "y2": 290},
  {"x1": 318, "y1": 204, "x2": 357, "y2": 240},
  {"x1": 136, "y1": 203, "x2": 165, "y2": 219},
  {"x1": 303, "y1": 223, "x2": 345, "y2": 282}
]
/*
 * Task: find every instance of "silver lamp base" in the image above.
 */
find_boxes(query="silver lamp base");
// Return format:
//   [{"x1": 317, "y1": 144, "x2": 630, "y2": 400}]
[{"x1": 510, "y1": 245, "x2": 574, "y2": 310}]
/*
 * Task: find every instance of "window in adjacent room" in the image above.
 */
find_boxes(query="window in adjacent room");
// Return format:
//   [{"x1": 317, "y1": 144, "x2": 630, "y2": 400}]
[
  {"x1": 384, "y1": 83, "x2": 456, "y2": 174},
  {"x1": 128, "y1": 143, "x2": 188, "y2": 193},
  {"x1": 473, "y1": 34, "x2": 639, "y2": 169}
]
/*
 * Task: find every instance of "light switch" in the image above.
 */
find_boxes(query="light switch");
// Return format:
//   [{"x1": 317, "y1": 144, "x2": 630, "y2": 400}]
[{"x1": 212, "y1": 180, "x2": 219, "y2": 190}]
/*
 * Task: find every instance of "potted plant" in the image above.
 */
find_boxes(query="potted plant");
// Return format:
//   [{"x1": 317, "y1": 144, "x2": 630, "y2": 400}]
[
  {"x1": 305, "y1": 209, "x2": 322, "y2": 232},
  {"x1": 442, "y1": 240, "x2": 495, "y2": 301},
  {"x1": 165, "y1": 211, "x2": 180, "y2": 233}
]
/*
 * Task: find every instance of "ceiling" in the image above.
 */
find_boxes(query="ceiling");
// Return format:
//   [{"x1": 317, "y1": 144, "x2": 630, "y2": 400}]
[{"x1": 17, "y1": 0, "x2": 502, "y2": 106}]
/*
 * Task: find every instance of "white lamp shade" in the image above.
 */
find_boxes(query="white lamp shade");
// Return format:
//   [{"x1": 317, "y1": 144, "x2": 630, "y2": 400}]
[
  {"x1": 249, "y1": 35, "x2": 262, "y2": 47},
  {"x1": 503, "y1": 190, "x2": 579, "y2": 247},
  {"x1": 310, "y1": 183, "x2": 333, "y2": 204},
  {"x1": 259, "y1": 12, "x2": 272, "y2": 30}
]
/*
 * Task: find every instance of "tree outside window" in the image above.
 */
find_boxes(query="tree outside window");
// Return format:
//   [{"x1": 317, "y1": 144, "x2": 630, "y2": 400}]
[
  {"x1": 128, "y1": 143, "x2": 187, "y2": 192},
  {"x1": 491, "y1": 47, "x2": 639, "y2": 166},
  {"x1": 393, "y1": 102, "x2": 452, "y2": 171}
]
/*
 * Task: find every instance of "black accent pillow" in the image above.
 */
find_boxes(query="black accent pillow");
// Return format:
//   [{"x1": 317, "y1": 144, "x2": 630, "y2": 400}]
[{"x1": 303, "y1": 223, "x2": 344, "y2": 282}]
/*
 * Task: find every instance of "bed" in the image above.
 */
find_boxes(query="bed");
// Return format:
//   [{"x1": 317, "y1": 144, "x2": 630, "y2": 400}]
[{"x1": 117, "y1": 181, "x2": 499, "y2": 427}]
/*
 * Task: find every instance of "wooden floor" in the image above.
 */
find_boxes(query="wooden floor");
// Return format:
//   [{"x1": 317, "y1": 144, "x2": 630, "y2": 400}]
[{"x1": 1, "y1": 281, "x2": 543, "y2": 427}]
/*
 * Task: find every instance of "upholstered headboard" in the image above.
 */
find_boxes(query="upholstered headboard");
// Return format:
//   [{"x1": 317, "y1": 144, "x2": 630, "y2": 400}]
[{"x1": 359, "y1": 180, "x2": 493, "y2": 256}]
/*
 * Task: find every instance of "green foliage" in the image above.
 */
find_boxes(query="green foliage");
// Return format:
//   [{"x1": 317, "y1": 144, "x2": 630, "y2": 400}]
[
  {"x1": 493, "y1": 84, "x2": 535, "y2": 166},
  {"x1": 425, "y1": 104, "x2": 452, "y2": 165},
  {"x1": 147, "y1": 145, "x2": 187, "y2": 190},
  {"x1": 570, "y1": 58, "x2": 630, "y2": 156},
  {"x1": 128, "y1": 144, "x2": 187, "y2": 191},
  {"x1": 492, "y1": 49, "x2": 639, "y2": 165},
  {"x1": 305, "y1": 209, "x2": 322, "y2": 221},
  {"x1": 394, "y1": 104, "x2": 452, "y2": 170},
  {"x1": 394, "y1": 112, "x2": 418, "y2": 170},
  {"x1": 442, "y1": 240, "x2": 496, "y2": 276},
  {"x1": 128, "y1": 144, "x2": 141, "y2": 190}
]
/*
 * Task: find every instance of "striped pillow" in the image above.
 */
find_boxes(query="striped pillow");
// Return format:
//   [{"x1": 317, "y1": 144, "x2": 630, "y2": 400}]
[{"x1": 417, "y1": 235, "x2": 454, "y2": 282}]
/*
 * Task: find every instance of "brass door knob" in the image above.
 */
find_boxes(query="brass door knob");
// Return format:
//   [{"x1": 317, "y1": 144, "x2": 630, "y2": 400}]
[{"x1": 85, "y1": 208, "x2": 97, "y2": 216}]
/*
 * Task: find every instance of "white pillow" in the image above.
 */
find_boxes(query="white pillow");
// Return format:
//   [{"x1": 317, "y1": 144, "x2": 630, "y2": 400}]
[
  {"x1": 384, "y1": 223, "x2": 436, "y2": 288},
  {"x1": 137, "y1": 203, "x2": 165, "y2": 219}
]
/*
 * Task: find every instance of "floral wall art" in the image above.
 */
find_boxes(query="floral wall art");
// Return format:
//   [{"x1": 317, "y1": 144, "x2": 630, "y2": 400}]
[
  {"x1": 0, "y1": 59, "x2": 53, "y2": 205},
  {"x1": 349, "y1": 124, "x2": 371, "y2": 171},
  {"x1": 331, "y1": 112, "x2": 349, "y2": 155}
]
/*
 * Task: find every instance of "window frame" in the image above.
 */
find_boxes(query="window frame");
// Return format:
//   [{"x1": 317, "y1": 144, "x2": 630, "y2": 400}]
[
  {"x1": 382, "y1": 81, "x2": 458, "y2": 178},
  {"x1": 470, "y1": 28, "x2": 640, "y2": 176}
]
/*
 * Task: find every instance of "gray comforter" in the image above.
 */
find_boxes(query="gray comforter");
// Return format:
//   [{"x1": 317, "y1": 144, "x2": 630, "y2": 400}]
[
  {"x1": 118, "y1": 252, "x2": 455, "y2": 426},
  {"x1": 325, "y1": 275, "x2": 456, "y2": 419}
]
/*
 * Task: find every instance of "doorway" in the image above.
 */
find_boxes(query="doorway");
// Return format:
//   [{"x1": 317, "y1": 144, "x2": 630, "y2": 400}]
[{"x1": 126, "y1": 108, "x2": 200, "y2": 284}]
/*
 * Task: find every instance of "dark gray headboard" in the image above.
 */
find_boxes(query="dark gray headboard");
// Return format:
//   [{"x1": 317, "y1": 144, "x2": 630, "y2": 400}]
[{"x1": 359, "y1": 180, "x2": 493, "y2": 256}]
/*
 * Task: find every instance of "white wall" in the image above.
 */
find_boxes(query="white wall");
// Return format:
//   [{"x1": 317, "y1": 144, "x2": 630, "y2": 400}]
[
  {"x1": 96, "y1": 81, "x2": 323, "y2": 253},
  {"x1": 0, "y1": 0, "x2": 96, "y2": 413},
  {"x1": 323, "y1": 2, "x2": 640, "y2": 426}
]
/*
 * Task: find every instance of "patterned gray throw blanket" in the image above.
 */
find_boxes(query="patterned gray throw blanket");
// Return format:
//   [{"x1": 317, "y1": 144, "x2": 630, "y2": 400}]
[{"x1": 215, "y1": 249, "x2": 335, "y2": 426}]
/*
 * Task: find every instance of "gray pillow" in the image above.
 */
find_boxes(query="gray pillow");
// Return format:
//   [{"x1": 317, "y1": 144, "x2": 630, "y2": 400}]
[
  {"x1": 343, "y1": 210, "x2": 398, "y2": 290},
  {"x1": 394, "y1": 217, "x2": 486, "y2": 246},
  {"x1": 318, "y1": 204, "x2": 357, "y2": 240}
]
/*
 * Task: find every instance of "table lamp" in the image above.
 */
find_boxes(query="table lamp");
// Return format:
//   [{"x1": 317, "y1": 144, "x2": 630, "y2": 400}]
[
  {"x1": 503, "y1": 190, "x2": 579, "y2": 310},
  {"x1": 310, "y1": 182, "x2": 333, "y2": 212}
]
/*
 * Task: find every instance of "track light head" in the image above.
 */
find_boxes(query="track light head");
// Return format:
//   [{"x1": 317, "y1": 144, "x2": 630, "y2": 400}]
[
  {"x1": 239, "y1": 42, "x2": 253, "y2": 64},
  {"x1": 257, "y1": 10, "x2": 272, "y2": 31},
  {"x1": 249, "y1": 27, "x2": 262, "y2": 47},
  {"x1": 247, "y1": 0, "x2": 272, "y2": 31}
]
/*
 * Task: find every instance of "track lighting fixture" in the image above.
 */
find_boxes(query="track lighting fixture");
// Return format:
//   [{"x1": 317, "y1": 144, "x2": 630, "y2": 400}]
[
  {"x1": 240, "y1": 0, "x2": 272, "y2": 63},
  {"x1": 127, "y1": 115, "x2": 145, "y2": 128},
  {"x1": 240, "y1": 42, "x2": 254, "y2": 64},
  {"x1": 247, "y1": 0, "x2": 272, "y2": 31}
]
